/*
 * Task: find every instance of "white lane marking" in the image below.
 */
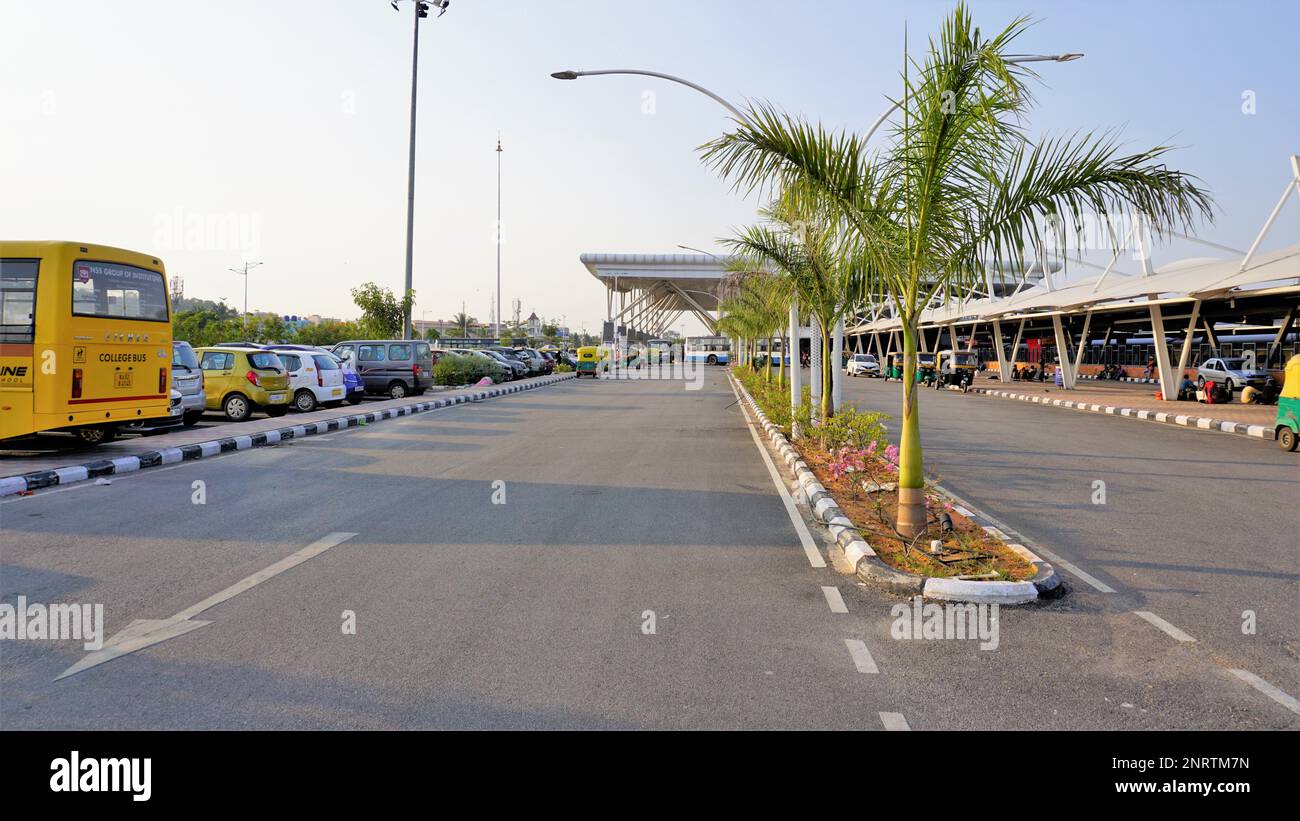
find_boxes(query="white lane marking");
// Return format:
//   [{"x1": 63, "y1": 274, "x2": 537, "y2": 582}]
[
  {"x1": 1228, "y1": 669, "x2": 1300, "y2": 716},
  {"x1": 56, "y1": 532, "x2": 358, "y2": 681},
  {"x1": 821, "y1": 586, "x2": 848, "y2": 613},
  {"x1": 879, "y1": 712, "x2": 911, "y2": 731},
  {"x1": 1133, "y1": 610, "x2": 1198, "y2": 644},
  {"x1": 844, "y1": 639, "x2": 879, "y2": 674},
  {"x1": 729, "y1": 380, "x2": 825, "y2": 568}
]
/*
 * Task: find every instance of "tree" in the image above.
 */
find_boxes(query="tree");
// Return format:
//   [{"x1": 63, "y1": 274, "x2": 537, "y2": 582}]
[
  {"x1": 423, "y1": 327, "x2": 441, "y2": 341},
  {"x1": 702, "y1": 3, "x2": 1212, "y2": 536},
  {"x1": 452, "y1": 312, "x2": 476, "y2": 337},
  {"x1": 352, "y1": 282, "x2": 414, "y2": 339}
]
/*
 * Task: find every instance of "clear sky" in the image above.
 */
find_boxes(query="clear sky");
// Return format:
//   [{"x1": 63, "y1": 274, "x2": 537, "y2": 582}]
[{"x1": 2, "y1": 1, "x2": 1297, "y2": 336}]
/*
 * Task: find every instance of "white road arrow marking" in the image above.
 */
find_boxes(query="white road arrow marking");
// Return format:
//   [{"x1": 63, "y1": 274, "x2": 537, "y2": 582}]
[{"x1": 55, "y1": 532, "x2": 358, "y2": 681}]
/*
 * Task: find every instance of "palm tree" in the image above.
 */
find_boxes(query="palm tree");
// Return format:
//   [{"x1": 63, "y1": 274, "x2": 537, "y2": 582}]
[
  {"x1": 452, "y1": 312, "x2": 476, "y2": 337},
  {"x1": 724, "y1": 192, "x2": 862, "y2": 419},
  {"x1": 719, "y1": 269, "x2": 793, "y2": 384},
  {"x1": 701, "y1": 3, "x2": 1212, "y2": 536}
]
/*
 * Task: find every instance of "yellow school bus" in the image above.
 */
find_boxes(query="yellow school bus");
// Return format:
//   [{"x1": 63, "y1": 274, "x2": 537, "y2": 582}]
[{"x1": 1, "y1": 241, "x2": 173, "y2": 444}]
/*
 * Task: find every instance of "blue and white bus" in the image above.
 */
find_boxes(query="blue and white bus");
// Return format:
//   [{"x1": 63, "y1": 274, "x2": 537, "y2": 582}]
[{"x1": 685, "y1": 335, "x2": 732, "y2": 365}]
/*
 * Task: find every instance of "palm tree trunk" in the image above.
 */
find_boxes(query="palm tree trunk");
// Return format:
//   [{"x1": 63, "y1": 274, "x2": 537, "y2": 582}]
[
  {"x1": 897, "y1": 320, "x2": 925, "y2": 538},
  {"x1": 777, "y1": 332, "x2": 786, "y2": 386}
]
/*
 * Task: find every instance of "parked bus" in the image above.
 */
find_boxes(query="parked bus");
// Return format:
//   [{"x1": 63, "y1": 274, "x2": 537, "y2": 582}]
[
  {"x1": 684, "y1": 335, "x2": 731, "y2": 365},
  {"x1": 1, "y1": 241, "x2": 174, "y2": 444},
  {"x1": 645, "y1": 338, "x2": 673, "y2": 364}
]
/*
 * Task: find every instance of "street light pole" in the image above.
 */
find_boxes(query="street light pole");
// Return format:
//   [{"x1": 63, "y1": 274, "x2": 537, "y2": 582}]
[
  {"x1": 229, "y1": 261, "x2": 263, "y2": 323},
  {"x1": 393, "y1": 0, "x2": 450, "y2": 341},
  {"x1": 496, "y1": 134, "x2": 503, "y2": 342}
]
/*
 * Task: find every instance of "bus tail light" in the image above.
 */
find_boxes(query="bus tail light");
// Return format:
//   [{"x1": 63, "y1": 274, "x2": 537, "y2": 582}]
[
  {"x1": 72, "y1": 368, "x2": 83, "y2": 399},
  {"x1": 246, "y1": 370, "x2": 260, "y2": 387},
  {"x1": 159, "y1": 368, "x2": 167, "y2": 394}
]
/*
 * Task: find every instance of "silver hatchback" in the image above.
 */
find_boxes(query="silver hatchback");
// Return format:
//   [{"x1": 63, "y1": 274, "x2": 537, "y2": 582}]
[{"x1": 172, "y1": 341, "x2": 207, "y2": 425}]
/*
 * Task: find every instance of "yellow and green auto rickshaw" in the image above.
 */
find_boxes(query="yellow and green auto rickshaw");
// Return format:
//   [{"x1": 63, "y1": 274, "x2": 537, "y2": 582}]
[
  {"x1": 935, "y1": 350, "x2": 978, "y2": 392},
  {"x1": 915, "y1": 353, "x2": 938, "y2": 386},
  {"x1": 884, "y1": 353, "x2": 905, "y2": 381},
  {"x1": 576, "y1": 346, "x2": 600, "y2": 378},
  {"x1": 1275, "y1": 354, "x2": 1299, "y2": 451}
]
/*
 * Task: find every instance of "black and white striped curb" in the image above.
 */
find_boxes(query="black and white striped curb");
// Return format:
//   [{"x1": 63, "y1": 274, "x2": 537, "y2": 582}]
[
  {"x1": 973, "y1": 387, "x2": 1274, "y2": 441},
  {"x1": 731, "y1": 374, "x2": 1060, "y2": 605},
  {"x1": 0, "y1": 374, "x2": 576, "y2": 497},
  {"x1": 1076, "y1": 374, "x2": 1160, "y2": 384}
]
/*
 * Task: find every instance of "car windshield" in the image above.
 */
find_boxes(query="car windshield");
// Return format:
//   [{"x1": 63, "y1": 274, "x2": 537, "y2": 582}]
[
  {"x1": 1221, "y1": 358, "x2": 1247, "y2": 369},
  {"x1": 173, "y1": 343, "x2": 199, "y2": 370}
]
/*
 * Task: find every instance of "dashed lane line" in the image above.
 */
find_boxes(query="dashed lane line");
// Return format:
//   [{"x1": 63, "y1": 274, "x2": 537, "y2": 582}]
[
  {"x1": 1134, "y1": 610, "x2": 1198, "y2": 644},
  {"x1": 844, "y1": 639, "x2": 880, "y2": 674},
  {"x1": 879, "y1": 712, "x2": 911, "y2": 731},
  {"x1": 821, "y1": 586, "x2": 848, "y2": 613}
]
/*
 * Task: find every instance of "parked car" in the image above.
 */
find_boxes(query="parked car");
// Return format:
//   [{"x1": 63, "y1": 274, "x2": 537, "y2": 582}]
[
  {"x1": 847, "y1": 353, "x2": 881, "y2": 377},
  {"x1": 172, "y1": 341, "x2": 207, "y2": 425},
  {"x1": 1196, "y1": 357, "x2": 1272, "y2": 394},
  {"x1": 484, "y1": 349, "x2": 526, "y2": 380},
  {"x1": 331, "y1": 340, "x2": 434, "y2": 399},
  {"x1": 266, "y1": 347, "x2": 347, "y2": 412},
  {"x1": 195, "y1": 347, "x2": 291, "y2": 421},
  {"x1": 260, "y1": 344, "x2": 362, "y2": 405},
  {"x1": 513, "y1": 347, "x2": 547, "y2": 375}
]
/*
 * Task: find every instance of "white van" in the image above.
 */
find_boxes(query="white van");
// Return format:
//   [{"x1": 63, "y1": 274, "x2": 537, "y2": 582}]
[{"x1": 266, "y1": 348, "x2": 347, "y2": 412}]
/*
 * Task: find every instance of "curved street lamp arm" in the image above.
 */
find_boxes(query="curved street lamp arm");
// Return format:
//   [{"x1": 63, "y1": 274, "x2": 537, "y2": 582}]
[{"x1": 553, "y1": 69, "x2": 748, "y2": 123}]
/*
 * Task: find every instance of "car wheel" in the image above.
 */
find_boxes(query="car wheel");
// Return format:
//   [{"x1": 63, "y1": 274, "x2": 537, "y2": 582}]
[
  {"x1": 1279, "y1": 427, "x2": 1298, "y2": 452},
  {"x1": 75, "y1": 425, "x2": 116, "y2": 445},
  {"x1": 388, "y1": 381, "x2": 408, "y2": 400},
  {"x1": 1197, "y1": 376, "x2": 1205, "y2": 389},
  {"x1": 223, "y1": 393, "x2": 251, "y2": 422},
  {"x1": 182, "y1": 411, "x2": 204, "y2": 426},
  {"x1": 294, "y1": 390, "x2": 317, "y2": 413}
]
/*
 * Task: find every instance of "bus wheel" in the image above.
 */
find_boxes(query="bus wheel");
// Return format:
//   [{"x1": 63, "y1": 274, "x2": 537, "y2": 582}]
[
  {"x1": 223, "y1": 393, "x2": 252, "y2": 422},
  {"x1": 76, "y1": 426, "x2": 116, "y2": 446},
  {"x1": 1279, "y1": 427, "x2": 1298, "y2": 452},
  {"x1": 707, "y1": 355, "x2": 718, "y2": 365}
]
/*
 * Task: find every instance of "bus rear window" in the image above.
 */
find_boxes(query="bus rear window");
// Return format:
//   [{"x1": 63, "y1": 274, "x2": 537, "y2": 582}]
[
  {"x1": 1, "y1": 259, "x2": 38, "y2": 344},
  {"x1": 71, "y1": 260, "x2": 168, "y2": 322}
]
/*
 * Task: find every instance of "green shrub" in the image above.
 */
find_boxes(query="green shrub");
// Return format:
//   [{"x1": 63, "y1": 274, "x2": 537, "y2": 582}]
[
  {"x1": 556, "y1": 363, "x2": 573, "y2": 373},
  {"x1": 434, "y1": 353, "x2": 499, "y2": 386}
]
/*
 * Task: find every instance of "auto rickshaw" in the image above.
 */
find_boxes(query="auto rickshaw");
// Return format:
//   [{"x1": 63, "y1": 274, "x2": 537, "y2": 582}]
[
  {"x1": 935, "y1": 350, "x2": 978, "y2": 392},
  {"x1": 1276, "y1": 354, "x2": 1299, "y2": 451},
  {"x1": 884, "y1": 353, "x2": 905, "y2": 382},
  {"x1": 915, "y1": 353, "x2": 938, "y2": 386},
  {"x1": 576, "y1": 346, "x2": 600, "y2": 378}
]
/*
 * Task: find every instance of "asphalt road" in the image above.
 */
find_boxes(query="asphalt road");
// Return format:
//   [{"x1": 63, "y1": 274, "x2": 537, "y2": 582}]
[{"x1": 0, "y1": 369, "x2": 1296, "y2": 729}]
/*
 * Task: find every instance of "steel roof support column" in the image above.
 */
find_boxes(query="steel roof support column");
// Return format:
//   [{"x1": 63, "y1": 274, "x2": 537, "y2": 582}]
[
  {"x1": 1266, "y1": 305, "x2": 1296, "y2": 368},
  {"x1": 1149, "y1": 304, "x2": 1178, "y2": 401},
  {"x1": 991, "y1": 320, "x2": 1011, "y2": 382},
  {"x1": 1052, "y1": 314, "x2": 1078, "y2": 389},
  {"x1": 1072, "y1": 311, "x2": 1094, "y2": 377},
  {"x1": 1174, "y1": 300, "x2": 1203, "y2": 386}
]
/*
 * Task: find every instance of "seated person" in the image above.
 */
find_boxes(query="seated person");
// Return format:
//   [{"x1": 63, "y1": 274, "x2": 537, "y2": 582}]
[{"x1": 1177, "y1": 374, "x2": 1196, "y2": 401}]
